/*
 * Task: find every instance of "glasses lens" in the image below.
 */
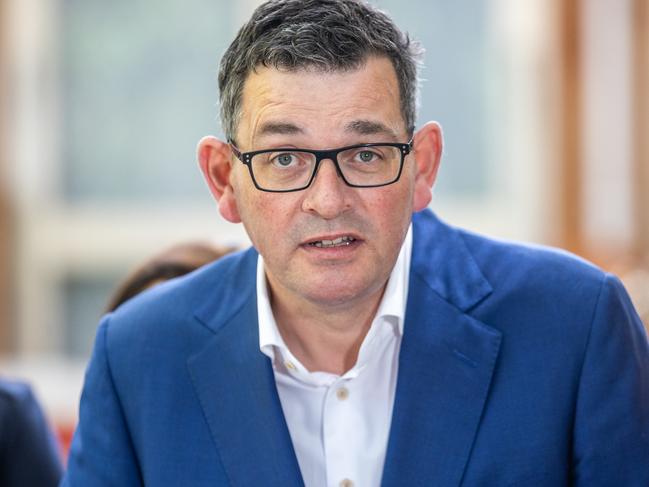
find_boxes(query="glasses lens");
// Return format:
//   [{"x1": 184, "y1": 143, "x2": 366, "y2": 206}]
[
  {"x1": 338, "y1": 145, "x2": 402, "y2": 186},
  {"x1": 250, "y1": 150, "x2": 316, "y2": 191}
]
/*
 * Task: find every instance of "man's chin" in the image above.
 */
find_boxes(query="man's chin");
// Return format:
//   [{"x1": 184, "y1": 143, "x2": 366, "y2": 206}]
[{"x1": 298, "y1": 278, "x2": 384, "y2": 310}]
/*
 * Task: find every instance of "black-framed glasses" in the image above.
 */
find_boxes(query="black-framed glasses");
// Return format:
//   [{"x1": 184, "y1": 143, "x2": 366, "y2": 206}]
[{"x1": 229, "y1": 140, "x2": 413, "y2": 193}]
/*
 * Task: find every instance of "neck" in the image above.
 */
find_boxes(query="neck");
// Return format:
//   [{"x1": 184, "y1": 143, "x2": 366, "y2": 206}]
[{"x1": 269, "y1": 284, "x2": 386, "y2": 375}]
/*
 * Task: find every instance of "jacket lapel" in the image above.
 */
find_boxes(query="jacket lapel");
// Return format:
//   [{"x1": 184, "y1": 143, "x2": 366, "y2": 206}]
[
  {"x1": 187, "y1": 250, "x2": 304, "y2": 487},
  {"x1": 382, "y1": 211, "x2": 502, "y2": 486}
]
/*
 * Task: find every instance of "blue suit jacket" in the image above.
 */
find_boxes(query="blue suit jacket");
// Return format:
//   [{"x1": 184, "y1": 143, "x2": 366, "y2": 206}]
[{"x1": 63, "y1": 210, "x2": 649, "y2": 486}]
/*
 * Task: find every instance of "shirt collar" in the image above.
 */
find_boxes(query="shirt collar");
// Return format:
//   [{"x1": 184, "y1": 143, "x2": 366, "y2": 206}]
[
  {"x1": 258, "y1": 223, "x2": 413, "y2": 366},
  {"x1": 373, "y1": 223, "x2": 412, "y2": 337}
]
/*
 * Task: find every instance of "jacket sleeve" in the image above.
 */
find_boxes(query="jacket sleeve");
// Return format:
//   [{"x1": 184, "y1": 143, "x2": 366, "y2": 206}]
[
  {"x1": 572, "y1": 274, "x2": 649, "y2": 485},
  {"x1": 62, "y1": 316, "x2": 142, "y2": 487}
]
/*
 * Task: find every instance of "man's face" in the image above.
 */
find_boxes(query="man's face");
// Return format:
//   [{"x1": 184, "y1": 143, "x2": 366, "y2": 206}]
[{"x1": 202, "y1": 56, "x2": 440, "y2": 310}]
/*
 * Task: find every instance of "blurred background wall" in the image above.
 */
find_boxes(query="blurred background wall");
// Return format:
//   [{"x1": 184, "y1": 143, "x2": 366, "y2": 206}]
[{"x1": 1, "y1": 0, "x2": 647, "y2": 460}]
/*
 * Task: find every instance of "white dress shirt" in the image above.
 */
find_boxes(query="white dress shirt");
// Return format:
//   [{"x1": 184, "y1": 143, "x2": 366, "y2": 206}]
[{"x1": 257, "y1": 225, "x2": 412, "y2": 487}]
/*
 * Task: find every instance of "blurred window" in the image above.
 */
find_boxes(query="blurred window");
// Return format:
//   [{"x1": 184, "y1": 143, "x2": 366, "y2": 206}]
[
  {"x1": 61, "y1": 0, "x2": 235, "y2": 202},
  {"x1": 62, "y1": 273, "x2": 121, "y2": 357},
  {"x1": 376, "y1": 0, "x2": 490, "y2": 197}
]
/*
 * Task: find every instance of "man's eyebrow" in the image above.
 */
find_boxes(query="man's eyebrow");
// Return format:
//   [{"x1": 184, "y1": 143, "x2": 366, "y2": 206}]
[
  {"x1": 255, "y1": 119, "x2": 399, "y2": 140},
  {"x1": 257, "y1": 122, "x2": 304, "y2": 137},
  {"x1": 345, "y1": 120, "x2": 399, "y2": 140}
]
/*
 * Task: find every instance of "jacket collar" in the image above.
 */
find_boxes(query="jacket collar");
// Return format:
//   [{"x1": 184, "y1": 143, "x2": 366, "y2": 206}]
[
  {"x1": 382, "y1": 209, "x2": 501, "y2": 486},
  {"x1": 409, "y1": 209, "x2": 493, "y2": 311},
  {"x1": 189, "y1": 248, "x2": 305, "y2": 486}
]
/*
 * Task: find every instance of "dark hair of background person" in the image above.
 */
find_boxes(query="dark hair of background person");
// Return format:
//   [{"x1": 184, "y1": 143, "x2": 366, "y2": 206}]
[
  {"x1": 0, "y1": 379, "x2": 63, "y2": 487},
  {"x1": 218, "y1": 0, "x2": 423, "y2": 142},
  {"x1": 106, "y1": 242, "x2": 235, "y2": 312}
]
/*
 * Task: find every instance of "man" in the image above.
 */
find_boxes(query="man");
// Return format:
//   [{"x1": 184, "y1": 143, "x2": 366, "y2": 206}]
[
  {"x1": 63, "y1": 0, "x2": 649, "y2": 486},
  {"x1": 0, "y1": 379, "x2": 63, "y2": 486}
]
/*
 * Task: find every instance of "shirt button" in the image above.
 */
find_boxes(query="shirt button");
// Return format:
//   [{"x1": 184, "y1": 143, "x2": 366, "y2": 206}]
[
  {"x1": 285, "y1": 361, "x2": 296, "y2": 371},
  {"x1": 336, "y1": 387, "x2": 349, "y2": 401},
  {"x1": 339, "y1": 479, "x2": 354, "y2": 487}
]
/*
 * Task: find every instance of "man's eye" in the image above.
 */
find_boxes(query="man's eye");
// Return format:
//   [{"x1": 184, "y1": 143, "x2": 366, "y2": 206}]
[
  {"x1": 272, "y1": 153, "x2": 296, "y2": 167},
  {"x1": 356, "y1": 150, "x2": 379, "y2": 163}
]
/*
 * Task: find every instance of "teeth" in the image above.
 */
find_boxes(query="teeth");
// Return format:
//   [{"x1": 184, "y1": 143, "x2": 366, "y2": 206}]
[{"x1": 311, "y1": 236, "x2": 355, "y2": 248}]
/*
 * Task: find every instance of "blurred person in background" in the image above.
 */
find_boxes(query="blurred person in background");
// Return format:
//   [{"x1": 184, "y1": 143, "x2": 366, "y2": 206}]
[
  {"x1": 0, "y1": 379, "x2": 62, "y2": 486},
  {"x1": 106, "y1": 241, "x2": 235, "y2": 312},
  {"x1": 63, "y1": 0, "x2": 649, "y2": 486}
]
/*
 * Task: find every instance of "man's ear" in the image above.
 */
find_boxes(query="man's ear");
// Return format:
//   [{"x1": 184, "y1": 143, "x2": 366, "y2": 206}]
[
  {"x1": 197, "y1": 136, "x2": 242, "y2": 223},
  {"x1": 411, "y1": 121, "x2": 443, "y2": 212}
]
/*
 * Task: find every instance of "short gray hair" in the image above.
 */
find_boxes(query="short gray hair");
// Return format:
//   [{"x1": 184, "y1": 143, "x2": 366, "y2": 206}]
[{"x1": 218, "y1": 0, "x2": 423, "y2": 142}]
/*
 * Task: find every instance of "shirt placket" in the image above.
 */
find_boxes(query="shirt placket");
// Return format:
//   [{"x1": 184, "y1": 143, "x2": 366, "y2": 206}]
[{"x1": 323, "y1": 375, "x2": 359, "y2": 487}]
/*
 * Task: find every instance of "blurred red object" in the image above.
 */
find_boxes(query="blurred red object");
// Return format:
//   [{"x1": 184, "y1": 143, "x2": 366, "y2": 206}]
[{"x1": 56, "y1": 422, "x2": 76, "y2": 464}]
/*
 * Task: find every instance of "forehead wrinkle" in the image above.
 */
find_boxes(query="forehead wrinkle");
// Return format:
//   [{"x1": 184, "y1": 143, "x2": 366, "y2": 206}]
[{"x1": 241, "y1": 61, "x2": 405, "y2": 147}]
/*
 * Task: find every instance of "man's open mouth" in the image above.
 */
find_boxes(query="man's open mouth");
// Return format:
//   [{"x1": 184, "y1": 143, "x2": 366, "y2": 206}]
[{"x1": 308, "y1": 236, "x2": 356, "y2": 248}]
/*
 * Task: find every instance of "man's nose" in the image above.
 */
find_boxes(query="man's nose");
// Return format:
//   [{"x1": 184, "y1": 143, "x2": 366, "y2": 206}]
[{"x1": 301, "y1": 158, "x2": 352, "y2": 219}]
